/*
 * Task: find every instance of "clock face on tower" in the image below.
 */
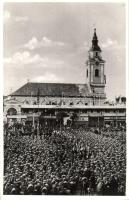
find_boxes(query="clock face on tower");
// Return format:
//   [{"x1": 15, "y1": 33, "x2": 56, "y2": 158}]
[{"x1": 95, "y1": 61, "x2": 99, "y2": 66}]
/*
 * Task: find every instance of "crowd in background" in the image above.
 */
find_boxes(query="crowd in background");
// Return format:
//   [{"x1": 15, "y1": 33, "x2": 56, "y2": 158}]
[{"x1": 4, "y1": 122, "x2": 126, "y2": 195}]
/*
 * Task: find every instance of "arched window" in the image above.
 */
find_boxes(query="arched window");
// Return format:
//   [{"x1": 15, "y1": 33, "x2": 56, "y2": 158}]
[
  {"x1": 24, "y1": 100, "x2": 29, "y2": 104},
  {"x1": 33, "y1": 101, "x2": 37, "y2": 105},
  {"x1": 52, "y1": 101, "x2": 57, "y2": 105},
  {"x1": 77, "y1": 101, "x2": 83, "y2": 105},
  {"x1": 7, "y1": 108, "x2": 17, "y2": 115},
  {"x1": 26, "y1": 100, "x2": 29, "y2": 104},
  {"x1": 69, "y1": 102, "x2": 74, "y2": 106},
  {"x1": 95, "y1": 69, "x2": 99, "y2": 77}
]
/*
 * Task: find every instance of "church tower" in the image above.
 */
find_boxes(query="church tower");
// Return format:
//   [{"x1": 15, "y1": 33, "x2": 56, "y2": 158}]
[{"x1": 86, "y1": 29, "x2": 106, "y2": 105}]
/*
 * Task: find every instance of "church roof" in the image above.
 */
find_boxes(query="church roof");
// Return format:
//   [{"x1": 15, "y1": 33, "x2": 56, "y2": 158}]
[{"x1": 11, "y1": 82, "x2": 90, "y2": 97}]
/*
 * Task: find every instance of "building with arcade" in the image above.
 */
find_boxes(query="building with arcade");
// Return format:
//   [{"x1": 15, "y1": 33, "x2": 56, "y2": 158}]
[{"x1": 3, "y1": 29, "x2": 126, "y2": 127}]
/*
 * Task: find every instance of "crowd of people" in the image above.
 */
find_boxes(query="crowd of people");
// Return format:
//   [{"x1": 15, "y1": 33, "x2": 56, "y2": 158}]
[{"x1": 4, "y1": 122, "x2": 126, "y2": 195}]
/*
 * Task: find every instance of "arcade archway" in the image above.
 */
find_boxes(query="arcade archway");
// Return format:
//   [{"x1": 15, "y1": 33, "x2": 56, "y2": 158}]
[{"x1": 7, "y1": 108, "x2": 17, "y2": 116}]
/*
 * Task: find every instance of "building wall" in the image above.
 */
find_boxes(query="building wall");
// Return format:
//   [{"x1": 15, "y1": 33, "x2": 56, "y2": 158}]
[
  {"x1": 4, "y1": 104, "x2": 21, "y2": 115},
  {"x1": 4, "y1": 95, "x2": 108, "y2": 116},
  {"x1": 10, "y1": 96, "x2": 93, "y2": 106},
  {"x1": 92, "y1": 86, "x2": 105, "y2": 95}
]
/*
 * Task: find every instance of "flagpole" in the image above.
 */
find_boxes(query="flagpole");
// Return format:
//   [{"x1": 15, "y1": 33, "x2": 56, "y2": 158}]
[
  {"x1": 31, "y1": 91, "x2": 35, "y2": 129},
  {"x1": 37, "y1": 88, "x2": 40, "y2": 137}
]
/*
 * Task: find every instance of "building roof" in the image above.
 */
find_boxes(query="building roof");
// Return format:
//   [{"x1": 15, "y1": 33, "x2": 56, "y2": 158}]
[{"x1": 11, "y1": 82, "x2": 90, "y2": 97}]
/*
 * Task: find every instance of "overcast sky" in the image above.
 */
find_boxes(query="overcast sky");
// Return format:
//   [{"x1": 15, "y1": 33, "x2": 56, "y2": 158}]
[{"x1": 4, "y1": 3, "x2": 125, "y2": 100}]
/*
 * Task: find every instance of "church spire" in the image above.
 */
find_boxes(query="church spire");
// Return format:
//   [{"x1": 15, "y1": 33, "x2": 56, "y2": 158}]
[
  {"x1": 92, "y1": 28, "x2": 98, "y2": 45},
  {"x1": 91, "y1": 28, "x2": 101, "y2": 52}
]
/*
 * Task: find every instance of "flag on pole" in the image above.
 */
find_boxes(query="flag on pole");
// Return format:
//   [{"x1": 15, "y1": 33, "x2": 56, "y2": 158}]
[{"x1": 37, "y1": 88, "x2": 40, "y2": 105}]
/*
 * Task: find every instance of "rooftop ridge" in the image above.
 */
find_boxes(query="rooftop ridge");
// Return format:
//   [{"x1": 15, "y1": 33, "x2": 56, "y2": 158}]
[{"x1": 28, "y1": 82, "x2": 87, "y2": 85}]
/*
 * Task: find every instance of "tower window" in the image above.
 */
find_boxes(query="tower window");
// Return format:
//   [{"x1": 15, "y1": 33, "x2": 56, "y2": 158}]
[
  {"x1": 87, "y1": 69, "x2": 88, "y2": 77},
  {"x1": 95, "y1": 69, "x2": 99, "y2": 77}
]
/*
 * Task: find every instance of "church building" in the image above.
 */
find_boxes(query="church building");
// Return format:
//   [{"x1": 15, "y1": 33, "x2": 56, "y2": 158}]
[{"x1": 3, "y1": 29, "x2": 126, "y2": 127}]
